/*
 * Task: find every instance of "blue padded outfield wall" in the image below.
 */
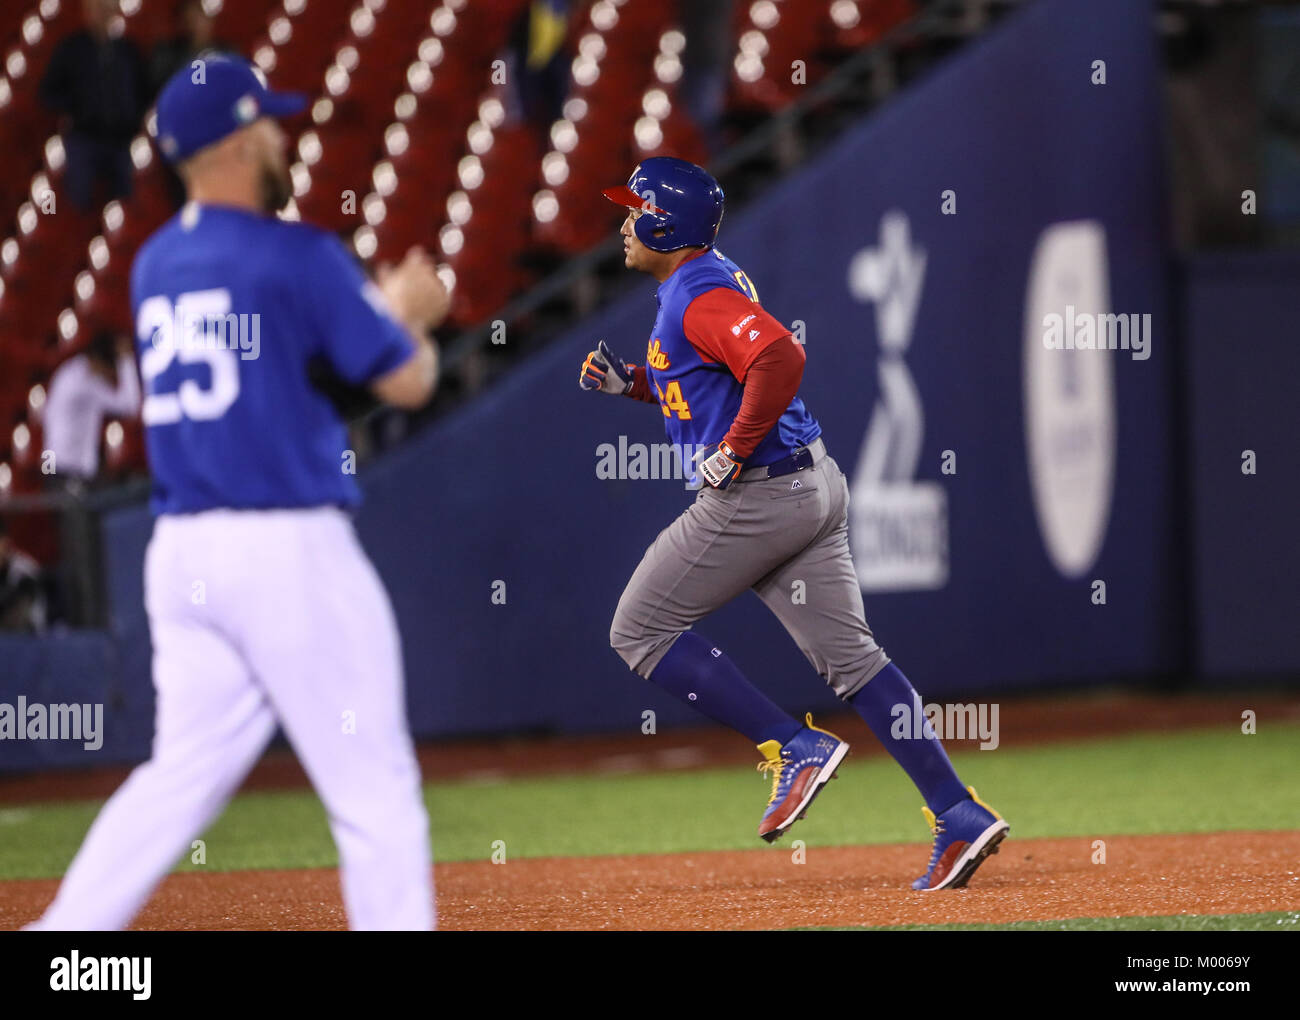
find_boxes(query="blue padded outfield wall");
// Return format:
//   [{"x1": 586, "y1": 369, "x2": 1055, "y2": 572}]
[
  {"x1": 1183, "y1": 252, "x2": 1300, "y2": 680},
  {"x1": 3, "y1": 0, "x2": 1202, "y2": 768}
]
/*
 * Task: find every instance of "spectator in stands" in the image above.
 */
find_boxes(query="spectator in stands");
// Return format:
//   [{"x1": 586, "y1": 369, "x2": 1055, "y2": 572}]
[
  {"x1": 506, "y1": 0, "x2": 571, "y2": 146},
  {"x1": 39, "y1": 0, "x2": 149, "y2": 213},
  {"x1": 41, "y1": 329, "x2": 140, "y2": 628},
  {"x1": 150, "y1": 0, "x2": 235, "y2": 209},
  {"x1": 43, "y1": 329, "x2": 141, "y2": 486},
  {"x1": 679, "y1": 0, "x2": 735, "y2": 152},
  {"x1": 149, "y1": 0, "x2": 231, "y2": 98},
  {"x1": 0, "y1": 518, "x2": 47, "y2": 633}
]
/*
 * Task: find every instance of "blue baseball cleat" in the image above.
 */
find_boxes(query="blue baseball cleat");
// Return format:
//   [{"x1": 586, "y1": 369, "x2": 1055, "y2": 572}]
[
  {"x1": 756, "y1": 713, "x2": 850, "y2": 843},
  {"x1": 912, "y1": 786, "x2": 1009, "y2": 890}
]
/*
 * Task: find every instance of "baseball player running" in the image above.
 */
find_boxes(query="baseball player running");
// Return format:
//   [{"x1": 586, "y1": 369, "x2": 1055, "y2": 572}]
[
  {"x1": 580, "y1": 157, "x2": 1008, "y2": 890},
  {"x1": 28, "y1": 57, "x2": 446, "y2": 930}
]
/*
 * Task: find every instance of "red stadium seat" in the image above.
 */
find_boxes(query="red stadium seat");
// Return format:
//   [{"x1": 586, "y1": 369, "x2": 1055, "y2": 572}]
[
  {"x1": 827, "y1": 0, "x2": 915, "y2": 52},
  {"x1": 293, "y1": 113, "x2": 381, "y2": 231},
  {"x1": 10, "y1": 414, "x2": 41, "y2": 471},
  {"x1": 0, "y1": 12, "x2": 30, "y2": 55},
  {"x1": 636, "y1": 108, "x2": 709, "y2": 168},
  {"x1": 74, "y1": 270, "x2": 130, "y2": 337},
  {"x1": 212, "y1": 0, "x2": 282, "y2": 53},
  {"x1": 258, "y1": 0, "x2": 356, "y2": 96},
  {"x1": 102, "y1": 415, "x2": 146, "y2": 479},
  {"x1": 730, "y1": 0, "x2": 833, "y2": 114},
  {"x1": 437, "y1": 121, "x2": 539, "y2": 325}
]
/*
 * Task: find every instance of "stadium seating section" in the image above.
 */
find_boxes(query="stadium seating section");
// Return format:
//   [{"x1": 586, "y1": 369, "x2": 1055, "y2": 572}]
[{"x1": 0, "y1": 0, "x2": 913, "y2": 530}]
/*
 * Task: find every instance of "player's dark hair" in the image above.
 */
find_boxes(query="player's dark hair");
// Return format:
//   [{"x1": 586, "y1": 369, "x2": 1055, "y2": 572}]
[{"x1": 87, "y1": 329, "x2": 117, "y2": 368}]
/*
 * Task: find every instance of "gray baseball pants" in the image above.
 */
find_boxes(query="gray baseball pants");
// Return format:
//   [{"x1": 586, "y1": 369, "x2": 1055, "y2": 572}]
[{"x1": 610, "y1": 445, "x2": 890, "y2": 699}]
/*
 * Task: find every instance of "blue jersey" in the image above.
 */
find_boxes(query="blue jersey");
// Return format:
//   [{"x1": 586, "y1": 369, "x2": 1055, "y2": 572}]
[
  {"x1": 645, "y1": 248, "x2": 821, "y2": 467},
  {"x1": 130, "y1": 204, "x2": 413, "y2": 515}
]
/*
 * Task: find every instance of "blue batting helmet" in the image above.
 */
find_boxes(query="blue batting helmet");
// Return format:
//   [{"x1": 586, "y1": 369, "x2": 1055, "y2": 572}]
[{"x1": 602, "y1": 157, "x2": 725, "y2": 253}]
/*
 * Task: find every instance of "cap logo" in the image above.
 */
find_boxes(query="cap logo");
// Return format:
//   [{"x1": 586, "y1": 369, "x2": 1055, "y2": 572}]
[{"x1": 234, "y1": 94, "x2": 259, "y2": 124}]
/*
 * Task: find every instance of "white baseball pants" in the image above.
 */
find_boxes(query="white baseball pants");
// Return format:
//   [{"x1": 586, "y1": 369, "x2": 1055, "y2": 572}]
[{"x1": 30, "y1": 506, "x2": 434, "y2": 930}]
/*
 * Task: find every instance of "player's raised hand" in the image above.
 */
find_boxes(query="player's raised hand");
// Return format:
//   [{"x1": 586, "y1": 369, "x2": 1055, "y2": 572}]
[
  {"x1": 579, "y1": 339, "x2": 634, "y2": 394},
  {"x1": 377, "y1": 246, "x2": 450, "y2": 333}
]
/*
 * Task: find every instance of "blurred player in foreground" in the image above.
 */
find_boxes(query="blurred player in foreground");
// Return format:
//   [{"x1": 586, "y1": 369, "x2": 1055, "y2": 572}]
[
  {"x1": 580, "y1": 157, "x2": 1008, "y2": 890},
  {"x1": 28, "y1": 56, "x2": 447, "y2": 930}
]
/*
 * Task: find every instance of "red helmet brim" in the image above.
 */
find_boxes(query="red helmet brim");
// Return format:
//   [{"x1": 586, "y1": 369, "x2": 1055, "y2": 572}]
[{"x1": 602, "y1": 185, "x2": 665, "y2": 214}]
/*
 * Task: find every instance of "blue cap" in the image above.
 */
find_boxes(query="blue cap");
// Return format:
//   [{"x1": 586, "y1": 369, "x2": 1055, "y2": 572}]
[{"x1": 154, "y1": 55, "x2": 307, "y2": 163}]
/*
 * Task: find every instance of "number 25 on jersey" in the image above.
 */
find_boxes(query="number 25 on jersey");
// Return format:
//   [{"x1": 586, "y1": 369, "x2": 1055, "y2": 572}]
[{"x1": 136, "y1": 289, "x2": 241, "y2": 425}]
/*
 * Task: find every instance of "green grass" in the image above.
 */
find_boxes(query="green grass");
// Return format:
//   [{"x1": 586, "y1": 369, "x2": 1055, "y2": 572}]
[
  {"x1": 0, "y1": 724, "x2": 1296, "y2": 880},
  {"x1": 803, "y1": 911, "x2": 1300, "y2": 932}
]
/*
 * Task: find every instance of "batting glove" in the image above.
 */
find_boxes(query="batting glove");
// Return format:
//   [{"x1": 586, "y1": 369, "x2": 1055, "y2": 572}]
[
  {"x1": 694, "y1": 441, "x2": 744, "y2": 490},
  {"x1": 579, "y1": 340, "x2": 634, "y2": 395}
]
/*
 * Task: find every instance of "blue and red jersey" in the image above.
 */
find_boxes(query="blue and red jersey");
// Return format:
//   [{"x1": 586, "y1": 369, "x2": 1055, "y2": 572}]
[{"x1": 634, "y1": 248, "x2": 820, "y2": 467}]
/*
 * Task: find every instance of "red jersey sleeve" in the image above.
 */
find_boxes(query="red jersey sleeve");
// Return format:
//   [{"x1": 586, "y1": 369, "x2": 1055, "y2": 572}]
[
  {"x1": 681, "y1": 286, "x2": 792, "y2": 381},
  {"x1": 721, "y1": 335, "x2": 806, "y2": 460},
  {"x1": 625, "y1": 363, "x2": 657, "y2": 404}
]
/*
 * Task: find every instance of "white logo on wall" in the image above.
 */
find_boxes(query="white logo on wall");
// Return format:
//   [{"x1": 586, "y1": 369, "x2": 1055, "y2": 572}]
[
  {"x1": 1022, "y1": 221, "x2": 1116, "y2": 578},
  {"x1": 846, "y1": 211, "x2": 948, "y2": 591}
]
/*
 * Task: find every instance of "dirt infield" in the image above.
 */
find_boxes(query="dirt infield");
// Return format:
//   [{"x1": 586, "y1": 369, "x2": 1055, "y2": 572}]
[
  {"x1": 4, "y1": 692, "x2": 1298, "y2": 805},
  {"x1": 5, "y1": 831, "x2": 1298, "y2": 930}
]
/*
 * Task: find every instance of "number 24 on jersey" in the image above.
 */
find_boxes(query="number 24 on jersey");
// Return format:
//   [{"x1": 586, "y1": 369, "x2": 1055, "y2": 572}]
[{"x1": 654, "y1": 379, "x2": 692, "y2": 420}]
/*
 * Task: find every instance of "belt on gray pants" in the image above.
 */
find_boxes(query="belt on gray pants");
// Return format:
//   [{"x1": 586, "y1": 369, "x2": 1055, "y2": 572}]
[{"x1": 735, "y1": 437, "x2": 826, "y2": 483}]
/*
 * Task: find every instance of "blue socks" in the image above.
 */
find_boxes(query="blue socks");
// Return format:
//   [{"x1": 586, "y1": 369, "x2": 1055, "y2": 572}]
[
  {"x1": 648, "y1": 632, "x2": 802, "y2": 746},
  {"x1": 848, "y1": 662, "x2": 969, "y2": 815},
  {"x1": 647, "y1": 637, "x2": 969, "y2": 816}
]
